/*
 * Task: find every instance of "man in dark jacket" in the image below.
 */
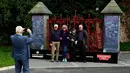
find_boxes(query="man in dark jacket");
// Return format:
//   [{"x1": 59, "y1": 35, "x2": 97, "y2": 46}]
[
  {"x1": 10, "y1": 26, "x2": 33, "y2": 73},
  {"x1": 50, "y1": 24, "x2": 60, "y2": 62},
  {"x1": 69, "y1": 28, "x2": 77, "y2": 62},
  {"x1": 77, "y1": 24, "x2": 87, "y2": 63}
]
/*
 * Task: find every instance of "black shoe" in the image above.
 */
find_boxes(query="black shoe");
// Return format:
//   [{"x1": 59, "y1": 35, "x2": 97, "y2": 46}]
[
  {"x1": 73, "y1": 60, "x2": 76, "y2": 62},
  {"x1": 56, "y1": 60, "x2": 59, "y2": 62},
  {"x1": 83, "y1": 60, "x2": 86, "y2": 63},
  {"x1": 72, "y1": 59, "x2": 76, "y2": 62},
  {"x1": 79, "y1": 60, "x2": 82, "y2": 62}
]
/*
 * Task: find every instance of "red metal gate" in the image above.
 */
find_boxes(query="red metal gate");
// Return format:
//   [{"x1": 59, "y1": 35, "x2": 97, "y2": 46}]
[{"x1": 46, "y1": 13, "x2": 103, "y2": 52}]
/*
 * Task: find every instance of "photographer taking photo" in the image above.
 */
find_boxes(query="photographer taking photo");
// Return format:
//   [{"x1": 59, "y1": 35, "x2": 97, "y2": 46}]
[{"x1": 10, "y1": 26, "x2": 33, "y2": 73}]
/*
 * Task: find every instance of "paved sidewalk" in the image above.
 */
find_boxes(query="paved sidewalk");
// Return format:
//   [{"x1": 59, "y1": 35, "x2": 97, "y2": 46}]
[
  {"x1": 30, "y1": 59, "x2": 130, "y2": 69},
  {"x1": 30, "y1": 52, "x2": 130, "y2": 68},
  {"x1": 1, "y1": 52, "x2": 130, "y2": 71}
]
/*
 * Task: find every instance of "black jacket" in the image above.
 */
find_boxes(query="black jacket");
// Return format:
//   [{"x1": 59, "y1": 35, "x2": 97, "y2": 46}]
[
  {"x1": 69, "y1": 30, "x2": 77, "y2": 47},
  {"x1": 50, "y1": 30, "x2": 60, "y2": 43},
  {"x1": 77, "y1": 30, "x2": 88, "y2": 48}
]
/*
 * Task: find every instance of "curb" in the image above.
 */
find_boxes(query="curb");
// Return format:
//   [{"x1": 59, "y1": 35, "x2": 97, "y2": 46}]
[
  {"x1": 30, "y1": 65, "x2": 130, "y2": 69},
  {"x1": 0, "y1": 65, "x2": 14, "y2": 71},
  {"x1": 30, "y1": 61, "x2": 130, "y2": 69},
  {"x1": 1, "y1": 62, "x2": 130, "y2": 71},
  {"x1": 120, "y1": 51, "x2": 130, "y2": 53}
]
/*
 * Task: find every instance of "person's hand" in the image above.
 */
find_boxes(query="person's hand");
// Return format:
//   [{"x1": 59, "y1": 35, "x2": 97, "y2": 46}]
[
  {"x1": 27, "y1": 29, "x2": 32, "y2": 33},
  {"x1": 71, "y1": 39, "x2": 74, "y2": 41},
  {"x1": 60, "y1": 37, "x2": 62, "y2": 40},
  {"x1": 50, "y1": 44, "x2": 52, "y2": 46},
  {"x1": 75, "y1": 41, "x2": 77, "y2": 44},
  {"x1": 67, "y1": 37, "x2": 69, "y2": 39}
]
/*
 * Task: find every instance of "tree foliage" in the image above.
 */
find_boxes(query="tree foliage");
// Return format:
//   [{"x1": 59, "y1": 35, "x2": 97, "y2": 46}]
[
  {"x1": 0, "y1": 0, "x2": 127, "y2": 45},
  {"x1": 0, "y1": 0, "x2": 37, "y2": 45}
]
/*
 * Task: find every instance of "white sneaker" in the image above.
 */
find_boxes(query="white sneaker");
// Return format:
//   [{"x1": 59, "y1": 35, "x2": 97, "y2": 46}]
[
  {"x1": 62, "y1": 59, "x2": 65, "y2": 62},
  {"x1": 64, "y1": 58, "x2": 67, "y2": 62}
]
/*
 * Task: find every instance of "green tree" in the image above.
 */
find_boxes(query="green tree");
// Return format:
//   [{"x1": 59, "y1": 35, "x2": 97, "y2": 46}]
[
  {"x1": 0, "y1": 0, "x2": 127, "y2": 45},
  {"x1": 0, "y1": 0, "x2": 37, "y2": 45}
]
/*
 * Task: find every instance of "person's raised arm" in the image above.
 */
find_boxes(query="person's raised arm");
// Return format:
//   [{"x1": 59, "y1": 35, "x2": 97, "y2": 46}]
[{"x1": 26, "y1": 29, "x2": 33, "y2": 45}]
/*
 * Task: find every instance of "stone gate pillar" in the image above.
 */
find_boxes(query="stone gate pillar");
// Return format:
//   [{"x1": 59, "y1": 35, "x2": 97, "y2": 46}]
[
  {"x1": 28, "y1": 2, "x2": 52, "y2": 50},
  {"x1": 101, "y1": 0, "x2": 123, "y2": 53}
]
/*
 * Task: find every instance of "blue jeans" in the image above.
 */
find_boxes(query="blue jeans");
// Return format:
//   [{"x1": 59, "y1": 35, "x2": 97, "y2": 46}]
[
  {"x1": 15, "y1": 59, "x2": 29, "y2": 73},
  {"x1": 62, "y1": 46, "x2": 67, "y2": 59}
]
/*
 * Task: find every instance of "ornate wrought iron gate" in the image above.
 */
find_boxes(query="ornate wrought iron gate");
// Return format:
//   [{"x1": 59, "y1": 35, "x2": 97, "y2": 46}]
[{"x1": 47, "y1": 13, "x2": 104, "y2": 52}]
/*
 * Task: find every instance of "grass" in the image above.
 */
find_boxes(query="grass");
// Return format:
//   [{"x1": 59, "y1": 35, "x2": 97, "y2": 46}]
[
  {"x1": 0, "y1": 46, "x2": 14, "y2": 68},
  {"x1": 120, "y1": 42, "x2": 130, "y2": 51}
]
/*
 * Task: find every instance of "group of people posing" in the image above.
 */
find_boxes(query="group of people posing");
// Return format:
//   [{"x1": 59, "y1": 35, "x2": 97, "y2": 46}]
[
  {"x1": 10, "y1": 25, "x2": 87, "y2": 73},
  {"x1": 50, "y1": 24, "x2": 88, "y2": 63}
]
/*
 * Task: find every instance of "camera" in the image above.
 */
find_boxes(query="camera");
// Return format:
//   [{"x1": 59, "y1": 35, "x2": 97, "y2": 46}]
[{"x1": 23, "y1": 28, "x2": 27, "y2": 32}]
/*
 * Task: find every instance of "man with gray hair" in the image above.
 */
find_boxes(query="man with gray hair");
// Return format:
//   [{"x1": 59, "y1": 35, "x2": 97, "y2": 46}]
[
  {"x1": 10, "y1": 26, "x2": 33, "y2": 73},
  {"x1": 77, "y1": 24, "x2": 87, "y2": 63},
  {"x1": 50, "y1": 24, "x2": 61, "y2": 62}
]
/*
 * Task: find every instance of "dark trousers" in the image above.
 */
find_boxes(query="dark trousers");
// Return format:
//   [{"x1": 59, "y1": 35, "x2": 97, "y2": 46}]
[
  {"x1": 78, "y1": 41, "x2": 86, "y2": 62},
  {"x1": 15, "y1": 59, "x2": 29, "y2": 73},
  {"x1": 69, "y1": 42, "x2": 77, "y2": 61}
]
